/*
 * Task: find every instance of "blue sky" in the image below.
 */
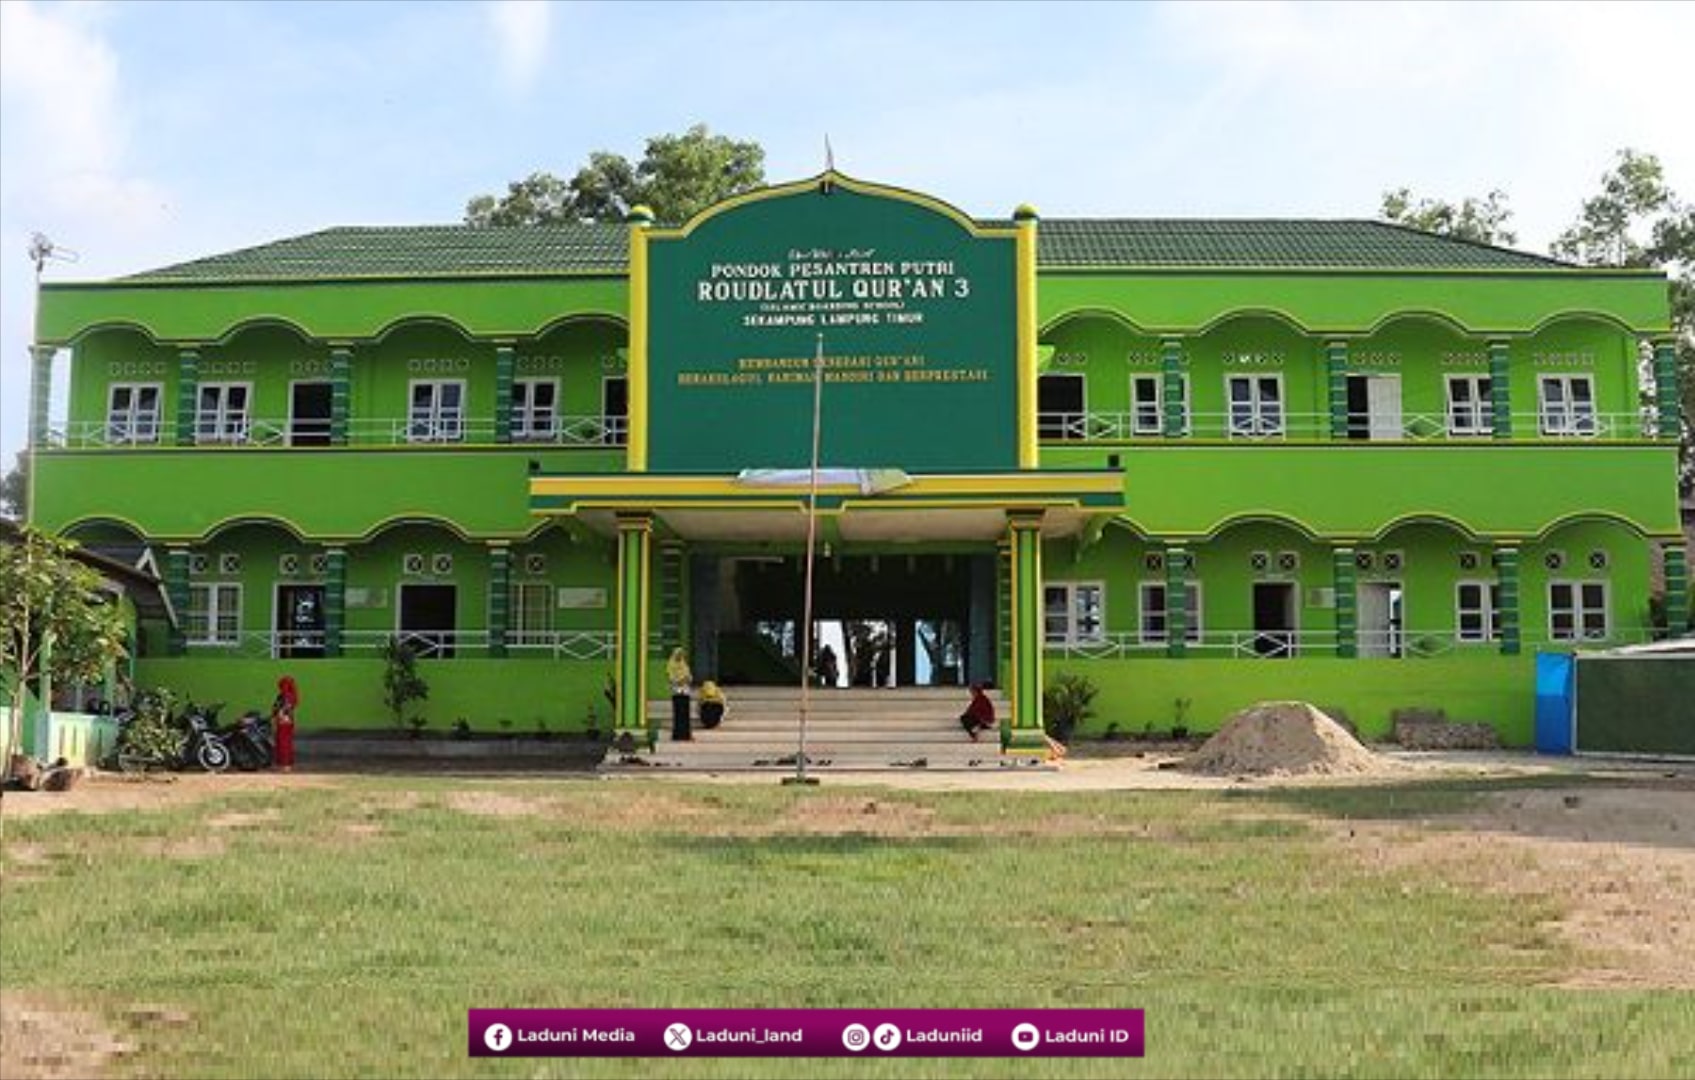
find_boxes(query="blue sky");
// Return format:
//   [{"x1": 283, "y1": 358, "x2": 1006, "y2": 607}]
[{"x1": 3, "y1": 0, "x2": 1692, "y2": 463}]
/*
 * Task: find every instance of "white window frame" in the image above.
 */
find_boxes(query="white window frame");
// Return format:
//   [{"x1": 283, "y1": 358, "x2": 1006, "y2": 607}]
[
  {"x1": 1537, "y1": 375, "x2": 1597, "y2": 437},
  {"x1": 1044, "y1": 581, "x2": 1106, "y2": 647},
  {"x1": 106, "y1": 383, "x2": 164, "y2": 445},
  {"x1": 407, "y1": 379, "x2": 467, "y2": 443},
  {"x1": 512, "y1": 378, "x2": 559, "y2": 442},
  {"x1": 186, "y1": 582, "x2": 242, "y2": 646},
  {"x1": 508, "y1": 581, "x2": 553, "y2": 646},
  {"x1": 1547, "y1": 579, "x2": 1610, "y2": 643},
  {"x1": 1454, "y1": 580, "x2": 1502, "y2": 643},
  {"x1": 1444, "y1": 375, "x2": 1494, "y2": 437},
  {"x1": 196, "y1": 381, "x2": 253, "y2": 445},
  {"x1": 1225, "y1": 374, "x2": 1285, "y2": 438},
  {"x1": 1130, "y1": 374, "x2": 1190, "y2": 436},
  {"x1": 1138, "y1": 580, "x2": 1202, "y2": 645}
]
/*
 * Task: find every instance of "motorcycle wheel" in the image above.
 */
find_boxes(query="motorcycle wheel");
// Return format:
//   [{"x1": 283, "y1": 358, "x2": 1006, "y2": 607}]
[{"x1": 197, "y1": 740, "x2": 231, "y2": 773}]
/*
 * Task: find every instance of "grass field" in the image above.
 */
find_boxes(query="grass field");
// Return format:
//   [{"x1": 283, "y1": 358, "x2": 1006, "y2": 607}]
[{"x1": 1, "y1": 775, "x2": 1691, "y2": 1078}]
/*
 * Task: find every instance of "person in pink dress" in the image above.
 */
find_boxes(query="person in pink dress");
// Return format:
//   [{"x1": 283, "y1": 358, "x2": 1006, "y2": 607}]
[{"x1": 273, "y1": 675, "x2": 299, "y2": 772}]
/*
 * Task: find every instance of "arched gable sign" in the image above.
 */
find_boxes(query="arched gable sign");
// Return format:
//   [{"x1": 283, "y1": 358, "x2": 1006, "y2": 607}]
[{"x1": 637, "y1": 172, "x2": 1026, "y2": 473}]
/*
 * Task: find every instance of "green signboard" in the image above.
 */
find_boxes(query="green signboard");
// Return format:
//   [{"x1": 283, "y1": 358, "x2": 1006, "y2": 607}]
[{"x1": 644, "y1": 176, "x2": 1019, "y2": 473}]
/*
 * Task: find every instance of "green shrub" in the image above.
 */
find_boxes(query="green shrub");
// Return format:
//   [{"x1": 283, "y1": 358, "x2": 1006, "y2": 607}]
[{"x1": 1043, "y1": 672, "x2": 1098, "y2": 743}]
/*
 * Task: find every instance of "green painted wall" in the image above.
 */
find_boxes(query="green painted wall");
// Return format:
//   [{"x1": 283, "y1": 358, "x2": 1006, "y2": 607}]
[
  {"x1": 137, "y1": 658, "x2": 612, "y2": 733},
  {"x1": 38, "y1": 276, "x2": 629, "y2": 345},
  {"x1": 1035, "y1": 270, "x2": 1670, "y2": 336},
  {"x1": 1039, "y1": 444, "x2": 1679, "y2": 540},
  {"x1": 1048, "y1": 654, "x2": 1538, "y2": 745},
  {"x1": 33, "y1": 446, "x2": 625, "y2": 541}
]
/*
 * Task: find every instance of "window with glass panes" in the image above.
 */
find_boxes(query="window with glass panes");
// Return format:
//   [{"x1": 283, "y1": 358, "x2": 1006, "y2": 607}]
[
  {"x1": 407, "y1": 381, "x2": 466, "y2": 442},
  {"x1": 1138, "y1": 581, "x2": 1201, "y2": 643},
  {"x1": 1130, "y1": 374, "x2": 1189, "y2": 435},
  {"x1": 186, "y1": 584, "x2": 241, "y2": 645},
  {"x1": 509, "y1": 582, "x2": 552, "y2": 645},
  {"x1": 196, "y1": 383, "x2": 251, "y2": 444},
  {"x1": 1226, "y1": 375, "x2": 1284, "y2": 437},
  {"x1": 1043, "y1": 582, "x2": 1104, "y2": 646},
  {"x1": 1538, "y1": 375, "x2": 1597, "y2": 436},
  {"x1": 1445, "y1": 375, "x2": 1493, "y2": 436},
  {"x1": 1548, "y1": 580, "x2": 1608, "y2": 642},
  {"x1": 1454, "y1": 580, "x2": 1501, "y2": 642},
  {"x1": 512, "y1": 379, "x2": 558, "y2": 441},
  {"x1": 106, "y1": 384, "x2": 163, "y2": 444}
]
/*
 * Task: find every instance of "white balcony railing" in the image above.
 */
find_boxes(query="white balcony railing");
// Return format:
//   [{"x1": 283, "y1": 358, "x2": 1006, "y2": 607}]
[{"x1": 44, "y1": 416, "x2": 628, "y2": 449}]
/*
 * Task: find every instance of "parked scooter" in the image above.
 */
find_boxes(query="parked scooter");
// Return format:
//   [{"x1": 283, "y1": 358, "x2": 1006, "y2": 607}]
[
  {"x1": 180, "y1": 702, "x2": 233, "y2": 773},
  {"x1": 228, "y1": 709, "x2": 275, "y2": 771}
]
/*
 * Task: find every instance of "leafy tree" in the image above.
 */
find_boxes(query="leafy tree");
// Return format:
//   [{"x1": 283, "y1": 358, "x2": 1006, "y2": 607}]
[
  {"x1": 1, "y1": 527, "x2": 129, "y2": 765},
  {"x1": 1380, "y1": 187, "x2": 1518, "y2": 246},
  {"x1": 465, "y1": 124, "x2": 765, "y2": 226},
  {"x1": 0, "y1": 452, "x2": 27, "y2": 521},
  {"x1": 1552, "y1": 149, "x2": 1694, "y2": 491}
]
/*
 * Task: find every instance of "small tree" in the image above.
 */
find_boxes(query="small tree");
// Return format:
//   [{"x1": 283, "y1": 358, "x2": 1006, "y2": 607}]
[
  {"x1": 2, "y1": 527, "x2": 129, "y2": 764},
  {"x1": 380, "y1": 636, "x2": 429, "y2": 736}
]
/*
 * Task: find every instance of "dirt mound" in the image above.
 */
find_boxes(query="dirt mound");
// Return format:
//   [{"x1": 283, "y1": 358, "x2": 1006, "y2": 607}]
[{"x1": 1184, "y1": 702, "x2": 1396, "y2": 777}]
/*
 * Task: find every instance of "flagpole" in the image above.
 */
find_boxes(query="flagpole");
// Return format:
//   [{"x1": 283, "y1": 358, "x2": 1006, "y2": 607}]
[{"x1": 789, "y1": 331, "x2": 825, "y2": 786}]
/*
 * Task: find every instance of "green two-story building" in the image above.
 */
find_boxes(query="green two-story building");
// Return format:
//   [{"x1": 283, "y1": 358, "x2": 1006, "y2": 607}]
[{"x1": 26, "y1": 173, "x2": 1686, "y2": 748}]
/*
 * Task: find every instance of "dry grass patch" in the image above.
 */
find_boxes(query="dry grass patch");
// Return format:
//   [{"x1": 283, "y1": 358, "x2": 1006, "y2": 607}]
[{"x1": 0, "y1": 994, "x2": 134, "y2": 1080}]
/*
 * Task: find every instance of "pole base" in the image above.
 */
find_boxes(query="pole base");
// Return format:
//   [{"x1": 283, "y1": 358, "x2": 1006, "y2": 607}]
[{"x1": 781, "y1": 775, "x2": 821, "y2": 786}]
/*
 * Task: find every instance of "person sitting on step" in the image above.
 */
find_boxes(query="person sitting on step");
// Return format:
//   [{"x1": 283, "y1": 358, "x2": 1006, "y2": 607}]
[
  {"x1": 959, "y1": 683, "x2": 996, "y2": 741},
  {"x1": 698, "y1": 680, "x2": 728, "y2": 730}
]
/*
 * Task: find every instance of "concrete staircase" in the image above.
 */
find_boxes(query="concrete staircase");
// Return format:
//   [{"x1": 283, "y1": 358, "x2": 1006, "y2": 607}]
[{"x1": 601, "y1": 686, "x2": 1025, "y2": 772}]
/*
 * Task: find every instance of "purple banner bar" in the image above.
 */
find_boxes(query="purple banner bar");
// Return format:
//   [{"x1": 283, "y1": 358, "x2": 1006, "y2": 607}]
[{"x1": 470, "y1": 1009, "x2": 1142, "y2": 1058}]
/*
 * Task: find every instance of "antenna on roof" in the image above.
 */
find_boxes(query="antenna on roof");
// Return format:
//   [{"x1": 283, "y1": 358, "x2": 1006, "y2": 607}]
[
  {"x1": 27, "y1": 233, "x2": 79, "y2": 277},
  {"x1": 824, "y1": 135, "x2": 835, "y2": 173}
]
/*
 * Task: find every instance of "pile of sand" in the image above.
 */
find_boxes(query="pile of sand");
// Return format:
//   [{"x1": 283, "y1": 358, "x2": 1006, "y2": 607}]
[{"x1": 1183, "y1": 701, "x2": 1396, "y2": 777}]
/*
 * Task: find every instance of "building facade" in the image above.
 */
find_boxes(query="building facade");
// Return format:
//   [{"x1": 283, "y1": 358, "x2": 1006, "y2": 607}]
[{"x1": 26, "y1": 173, "x2": 1686, "y2": 749}]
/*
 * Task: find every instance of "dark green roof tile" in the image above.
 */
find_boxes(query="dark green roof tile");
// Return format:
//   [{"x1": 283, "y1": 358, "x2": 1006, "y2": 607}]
[{"x1": 122, "y1": 219, "x2": 1571, "y2": 282}]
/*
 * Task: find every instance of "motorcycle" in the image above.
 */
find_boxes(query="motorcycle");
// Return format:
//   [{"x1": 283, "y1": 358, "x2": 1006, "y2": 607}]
[
  {"x1": 180, "y1": 702, "x2": 233, "y2": 773},
  {"x1": 227, "y1": 710, "x2": 275, "y2": 771}
]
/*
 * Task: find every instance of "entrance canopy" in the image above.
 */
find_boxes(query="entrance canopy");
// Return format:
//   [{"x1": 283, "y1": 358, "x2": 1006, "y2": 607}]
[{"x1": 529, "y1": 469, "x2": 1126, "y2": 543}]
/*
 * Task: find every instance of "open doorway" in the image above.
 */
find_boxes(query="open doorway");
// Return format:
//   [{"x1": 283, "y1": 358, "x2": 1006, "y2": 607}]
[
  {"x1": 1345, "y1": 374, "x2": 1403, "y2": 441},
  {"x1": 1358, "y1": 582, "x2": 1404, "y2": 658},
  {"x1": 1251, "y1": 582, "x2": 1297, "y2": 658},
  {"x1": 290, "y1": 382, "x2": 333, "y2": 446},
  {"x1": 398, "y1": 584, "x2": 456, "y2": 659}
]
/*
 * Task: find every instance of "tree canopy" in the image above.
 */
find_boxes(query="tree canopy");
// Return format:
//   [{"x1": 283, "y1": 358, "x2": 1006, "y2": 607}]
[
  {"x1": 1379, "y1": 187, "x2": 1518, "y2": 246},
  {"x1": 465, "y1": 125, "x2": 765, "y2": 227},
  {"x1": 2, "y1": 526, "x2": 129, "y2": 757}
]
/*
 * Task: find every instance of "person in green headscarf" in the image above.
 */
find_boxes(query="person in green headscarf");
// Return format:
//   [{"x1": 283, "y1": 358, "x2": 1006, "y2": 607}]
[{"x1": 667, "y1": 647, "x2": 693, "y2": 741}]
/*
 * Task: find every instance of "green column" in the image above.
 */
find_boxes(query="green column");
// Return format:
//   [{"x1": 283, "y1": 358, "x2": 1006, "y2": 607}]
[
  {"x1": 1006, "y1": 513, "x2": 1046, "y2": 753},
  {"x1": 1488, "y1": 340, "x2": 1513, "y2": 440},
  {"x1": 487, "y1": 544, "x2": 510, "y2": 658},
  {"x1": 493, "y1": 343, "x2": 515, "y2": 445},
  {"x1": 29, "y1": 346, "x2": 53, "y2": 448},
  {"x1": 657, "y1": 541, "x2": 685, "y2": 659},
  {"x1": 1333, "y1": 546, "x2": 1357, "y2": 658},
  {"x1": 614, "y1": 514, "x2": 654, "y2": 746},
  {"x1": 1664, "y1": 544, "x2": 1689, "y2": 636},
  {"x1": 1495, "y1": 545, "x2": 1521, "y2": 656},
  {"x1": 996, "y1": 539, "x2": 1013, "y2": 687},
  {"x1": 1164, "y1": 546, "x2": 1189, "y2": 658},
  {"x1": 330, "y1": 346, "x2": 352, "y2": 446},
  {"x1": 1654, "y1": 339, "x2": 1681, "y2": 440},
  {"x1": 1326, "y1": 341, "x2": 1349, "y2": 440},
  {"x1": 175, "y1": 348, "x2": 200, "y2": 446},
  {"x1": 1160, "y1": 337, "x2": 1185, "y2": 439},
  {"x1": 323, "y1": 547, "x2": 346, "y2": 658},
  {"x1": 165, "y1": 546, "x2": 191, "y2": 656}
]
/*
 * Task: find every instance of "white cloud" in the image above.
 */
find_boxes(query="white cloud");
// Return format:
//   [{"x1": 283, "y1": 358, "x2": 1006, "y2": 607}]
[{"x1": 487, "y1": 0, "x2": 552, "y2": 94}]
